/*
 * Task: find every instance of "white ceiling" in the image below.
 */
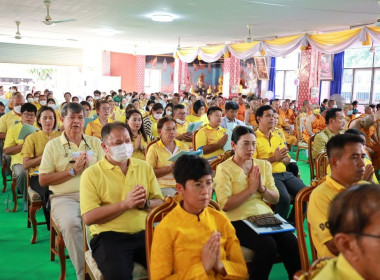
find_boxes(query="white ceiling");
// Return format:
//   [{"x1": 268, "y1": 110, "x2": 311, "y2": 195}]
[{"x1": 0, "y1": 0, "x2": 379, "y2": 55}]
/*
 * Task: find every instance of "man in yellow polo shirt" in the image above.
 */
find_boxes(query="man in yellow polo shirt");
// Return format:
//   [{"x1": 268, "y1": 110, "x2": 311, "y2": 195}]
[
  {"x1": 0, "y1": 92, "x2": 24, "y2": 140},
  {"x1": 313, "y1": 184, "x2": 380, "y2": 280},
  {"x1": 173, "y1": 104, "x2": 193, "y2": 148},
  {"x1": 39, "y1": 103, "x2": 104, "y2": 280},
  {"x1": 308, "y1": 133, "x2": 368, "y2": 259},
  {"x1": 254, "y1": 105, "x2": 306, "y2": 222},
  {"x1": 4, "y1": 103, "x2": 37, "y2": 211},
  {"x1": 80, "y1": 122, "x2": 163, "y2": 279},
  {"x1": 195, "y1": 106, "x2": 227, "y2": 160}
]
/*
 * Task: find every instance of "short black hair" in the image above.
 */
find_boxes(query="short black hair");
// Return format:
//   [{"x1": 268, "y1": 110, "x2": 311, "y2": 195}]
[
  {"x1": 47, "y1": 98, "x2": 56, "y2": 104},
  {"x1": 225, "y1": 101, "x2": 239, "y2": 111},
  {"x1": 326, "y1": 133, "x2": 365, "y2": 160},
  {"x1": 325, "y1": 108, "x2": 342, "y2": 125},
  {"x1": 0, "y1": 101, "x2": 5, "y2": 108},
  {"x1": 173, "y1": 104, "x2": 185, "y2": 113},
  {"x1": 369, "y1": 104, "x2": 375, "y2": 109},
  {"x1": 345, "y1": 128, "x2": 365, "y2": 137},
  {"x1": 80, "y1": 101, "x2": 91, "y2": 109},
  {"x1": 376, "y1": 103, "x2": 380, "y2": 110},
  {"x1": 93, "y1": 90, "x2": 101, "y2": 95},
  {"x1": 231, "y1": 126, "x2": 255, "y2": 144},
  {"x1": 64, "y1": 92, "x2": 72, "y2": 97},
  {"x1": 328, "y1": 184, "x2": 380, "y2": 236},
  {"x1": 207, "y1": 106, "x2": 222, "y2": 117},
  {"x1": 157, "y1": 116, "x2": 176, "y2": 130},
  {"x1": 21, "y1": 103, "x2": 37, "y2": 114},
  {"x1": 322, "y1": 99, "x2": 328, "y2": 104},
  {"x1": 101, "y1": 121, "x2": 129, "y2": 142},
  {"x1": 152, "y1": 102, "x2": 164, "y2": 112},
  {"x1": 173, "y1": 155, "x2": 212, "y2": 187},
  {"x1": 352, "y1": 100, "x2": 358, "y2": 106},
  {"x1": 255, "y1": 105, "x2": 273, "y2": 123},
  {"x1": 193, "y1": 100, "x2": 206, "y2": 114}
]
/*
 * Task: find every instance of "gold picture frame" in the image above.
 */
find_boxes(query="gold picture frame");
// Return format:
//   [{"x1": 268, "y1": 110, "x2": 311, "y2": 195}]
[{"x1": 254, "y1": 56, "x2": 269, "y2": 80}]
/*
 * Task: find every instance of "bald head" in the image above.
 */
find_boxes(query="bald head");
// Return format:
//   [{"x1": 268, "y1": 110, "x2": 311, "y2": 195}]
[{"x1": 361, "y1": 114, "x2": 375, "y2": 128}]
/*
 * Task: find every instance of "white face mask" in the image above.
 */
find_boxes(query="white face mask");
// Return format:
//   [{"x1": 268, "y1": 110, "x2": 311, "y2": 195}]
[
  {"x1": 176, "y1": 118, "x2": 185, "y2": 125},
  {"x1": 333, "y1": 105, "x2": 338, "y2": 108},
  {"x1": 13, "y1": 105, "x2": 22, "y2": 114},
  {"x1": 290, "y1": 105, "x2": 294, "y2": 110},
  {"x1": 34, "y1": 97, "x2": 39, "y2": 102},
  {"x1": 89, "y1": 101, "x2": 94, "y2": 107},
  {"x1": 94, "y1": 96, "x2": 100, "y2": 100},
  {"x1": 166, "y1": 111, "x2": 172, "y2": 116},
  {"x1": 48, "y1": 104, "x2": 56, "y2": 109},
  {"x1": 183, "y1": 99, "x2": 189, "y2": 103},
  {"x1": 40, "y1": 100, "x2": 47, "y2": 106},
  {"x1": 153, "y1": 113, "x2": 162, "y2": 120},
  {"x1": 109, "y1": 143, "x2": 133, "y2": 163},
  {"x1": 27, "y1": 98, "x2": 34, "y2": 103}
]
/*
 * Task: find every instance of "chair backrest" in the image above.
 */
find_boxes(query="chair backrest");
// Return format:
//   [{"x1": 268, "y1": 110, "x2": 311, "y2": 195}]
[
  {"x1": 295, "y1": 114, "x2": 307, "y2": 142},
  {"x1": 293, "y1": 257, "x2": 331, "y2": 280},
  {"x1": 145, "y1": 138, "x2": 160, "y2": 156},
  {"x1": 192, "y1": 129, "x2": 200, "y2": 150},
  {"x1": 308, "y1": 134, "x2": 316, "y2": 179},
  {"x1": 294, "y1": 176, "x2": 326, "y2": 271},
  {"x1": 210, "y1": 150, "x2": 233, "y2": 171},
  {"x1": 145, "y1": 194, "x2": 220, "y2": 278},
  {"x1": 315, "y1": 151, "x2": 328, "y2": 180}
]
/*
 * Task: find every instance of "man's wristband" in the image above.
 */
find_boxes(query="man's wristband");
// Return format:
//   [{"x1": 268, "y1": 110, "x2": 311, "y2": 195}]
[{"x1": 258, "y1": 186, "x2": 267, "y2": 194}]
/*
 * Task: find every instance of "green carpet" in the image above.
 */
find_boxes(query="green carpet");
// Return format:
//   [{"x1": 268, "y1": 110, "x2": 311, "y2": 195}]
[{"x1": 0, "y1": 149, "x2": 312, "y2": 280}]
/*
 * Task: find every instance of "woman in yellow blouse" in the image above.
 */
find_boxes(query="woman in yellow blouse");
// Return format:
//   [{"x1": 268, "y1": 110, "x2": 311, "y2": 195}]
[
  {"x1": 146, "y1": 117, "x2": 188, "y2": 197},
  {"x1": 150, "y1": 155, "x2": 247, "y2": 280},
  {"x1": 214, "y1": 126, "x2": 301, "y2": 280},
  {"x1": 125, "y1": 109, "x2": 150, "y2": 160},
  {"x1": 185, "y1": 99, "x2": 209, "y2": 125},
  {"x1": 85, "y1": 100, "x2": 113, "y2": 139},
  {"x1": 21, "y1": 106, "x2": 61, "y2": 227}
]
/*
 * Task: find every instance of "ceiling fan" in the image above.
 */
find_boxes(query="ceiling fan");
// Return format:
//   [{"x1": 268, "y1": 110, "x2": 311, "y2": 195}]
[
  {"x1": 246, "y1": 24, "x2": 253, "y2": 43},
  {"x1": 42, "y1": 0, "x2": 75, "y2": 25},
  {"x1": 0, "y1": 21, "x2": 23, "y2": 40}
]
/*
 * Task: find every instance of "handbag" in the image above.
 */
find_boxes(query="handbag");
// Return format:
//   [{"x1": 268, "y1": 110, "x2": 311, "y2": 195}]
[{"x1": 248, "y1": 213, "x2": 283, "y2": 227}]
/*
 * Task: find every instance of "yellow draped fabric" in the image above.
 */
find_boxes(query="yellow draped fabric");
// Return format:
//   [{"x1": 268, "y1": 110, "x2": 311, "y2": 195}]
[
  {"x1": 229, "y1": 41, "x2": 260, "y2": 52},
  {"x1": 308, "y1": 29, "x2": 361, "y2": 46}
]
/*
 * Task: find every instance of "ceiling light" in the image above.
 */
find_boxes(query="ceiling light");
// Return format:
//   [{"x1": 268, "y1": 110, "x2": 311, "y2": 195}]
[{"x1": 151, "y1": 14, "x2": 174, "y2": 22}]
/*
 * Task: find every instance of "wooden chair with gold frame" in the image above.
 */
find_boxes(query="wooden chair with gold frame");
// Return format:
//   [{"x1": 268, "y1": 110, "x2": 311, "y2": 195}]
[
  {"x1": 145, "y1": 195, "x2": 221, "y2": 278},
  {"x1": 209, "y1": 150, "x2": 233, "y2": 171},
  {"x1": 11, "y1": 170, "x2": 20, "y2": 212},
  {"x1": 83, "y1": 221, "x2": 148, "y2": 280},
  {"x1": 192, "y1": 129, "x2": 200, "y2": 151},
  {"x1": 293, "y1": 257, "x2": 331, "y2": 280},
  {"x1": 295, "y1": 114, "x2": 309, "y2": 162},
  {"x1": 308, "y1": 134, "x2": 316, "y2": 180},
  {"x1": 26, "y1": 169, "x2": 46, "y2": 244},
  {"x1": 294, "y1": 176, "x2": 326, "y2": 271},
  {"x1": 315, "y1": 152, "x2": 328, "y2": 180},
  {"x1": 145, "y1": 138, "x2": 159, "y2": 156},
  {"x1": 50, "y1": 215, "x2": 69, "y2": 280}
]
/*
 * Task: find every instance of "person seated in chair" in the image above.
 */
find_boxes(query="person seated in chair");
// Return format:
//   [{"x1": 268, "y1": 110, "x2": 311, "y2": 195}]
[
  {"x1": 80, "y1": 122, "x2": 163, "y2": 280},
  {"x1": 39, "y1": 103, "x2": 104, "y2": 280},
  {"x1": 308, "y1": 133, "x2": 370, "y2": 258},
  {"x1": 150, "y1": 155, "x2": 248, "y2": 280},
  {"x1": 195, "y1": 106, "x2": 228, "y2": 160},
  {"x1": 254, "y1": 105, "x2": 306, "y2": 222},
  {"x1": 22, "y1": 106, "x2": 61, "y2": 226},
  {"x1": 302, "y1": 103, "x2": 326, "y2": 144},
  {"x1": 220, "y1": 101, "x2": 245, "y2": 129},
  {"x1": 214, "y1": 126, "x2": 300, "y2": 280},
  {"x1": 313, "y1": 184, "x2": 380, "y2": 280},
  {"x1": 146, "y1": 117, "x2": 188, "y2": 197},
  {"x1": 312, "y1": 108, "x2": 346, "y2": 160},
  {"x1": 4, "y1": 103, "x2": 37, "y2": 211}
]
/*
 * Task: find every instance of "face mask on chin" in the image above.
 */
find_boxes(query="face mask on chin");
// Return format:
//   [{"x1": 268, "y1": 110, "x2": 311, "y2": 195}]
[
  {"x1": 108, "y1": 143, "x2": 133, "y2": 163},
  {"x1": 27, "y1": 98, "x2": 34, "y2": 103},
  {"x1": 40, "y1": 100, "x2": 47, "y2": 106},
  {"x1": 153, "y1": 113, "x2": 163, "y2": 120},
  {"x1": 176, "y1": 118, "x2": 185, "y2": 125}
]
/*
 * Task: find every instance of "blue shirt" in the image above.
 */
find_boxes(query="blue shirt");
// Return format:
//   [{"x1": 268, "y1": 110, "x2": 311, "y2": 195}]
[{"x1": 220, "y1": 116, "x2": 245, "y2": 129}]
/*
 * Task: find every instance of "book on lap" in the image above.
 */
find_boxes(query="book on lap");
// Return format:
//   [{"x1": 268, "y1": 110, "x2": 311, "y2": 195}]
[{"x1": 242, "y1": 214, "x2": 296, "y2": 235}]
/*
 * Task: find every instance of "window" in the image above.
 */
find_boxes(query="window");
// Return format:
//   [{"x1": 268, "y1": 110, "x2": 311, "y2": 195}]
[
  {"x1": 342, "y1": 47, "x2": 380, "y2": 104},
  {"x1": 275, "y1": 52, "x2": 300, "y2": 100}
]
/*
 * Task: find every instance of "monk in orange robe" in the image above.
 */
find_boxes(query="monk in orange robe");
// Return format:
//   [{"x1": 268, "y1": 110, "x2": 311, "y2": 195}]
[
  {"x1": 302, "y1": 104, "x2": 326, "y2": 143},
  {"x1": 349, "y1": 114, "x2": 380, "y2": 171},
  {"x1": 272, "y1": 99, "x2": 297, "y2": 145},
  {"x1": 279, "y1": 101, "x2": 295, "y2": 125}
]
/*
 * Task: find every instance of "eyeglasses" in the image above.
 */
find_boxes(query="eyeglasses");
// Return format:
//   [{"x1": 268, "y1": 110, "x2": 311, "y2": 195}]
[
  {"x1": 190, "y1": 181, "x2": 214, "y2": 192},
  {"x1": 349, "y1": 232, "x2": 380, "y2": 240},
  {"x1": 100, "y1": 107, "x2": 110, "y2": 111},
  {"x1": 23, "y1": 113, "x2": 36, "y2": 118}
]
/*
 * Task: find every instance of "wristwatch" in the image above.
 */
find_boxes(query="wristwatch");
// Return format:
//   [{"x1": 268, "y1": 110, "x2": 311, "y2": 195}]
[{"x1": 69, "y1": 168, "x2": 76, "y2": 177}]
